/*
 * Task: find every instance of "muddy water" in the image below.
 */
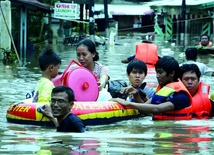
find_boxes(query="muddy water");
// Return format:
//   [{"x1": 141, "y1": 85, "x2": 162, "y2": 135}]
[{"x1": 1, "y1": 34, "x2": 214, "y2": 155}]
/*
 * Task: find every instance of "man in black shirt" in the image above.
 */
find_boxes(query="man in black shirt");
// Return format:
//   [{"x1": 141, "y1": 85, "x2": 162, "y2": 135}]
[{"x1": 40, "y1": 86, "x2": 86, "y2": 132}]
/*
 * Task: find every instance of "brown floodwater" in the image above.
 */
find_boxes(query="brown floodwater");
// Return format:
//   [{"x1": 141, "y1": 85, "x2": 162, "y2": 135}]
[{"x1": 1, "y1": 33, "x2": 214, "y2": 155}]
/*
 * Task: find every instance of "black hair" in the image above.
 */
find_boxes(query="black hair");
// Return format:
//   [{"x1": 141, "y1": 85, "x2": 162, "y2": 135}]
[
  {"x1": 155, "y1": 56, "x2": 180, "y2": 81},
  {"x1": 38, "y1": 49, "x2": 61, "y2": 71},
  {"x1": 127, "y1": 60, "x2": 147, "y2": 76},
  {"x1": 200, "y1": 34, "x2": 210, "y2": 41},
  {"x1": 76, "y1": 38, "x2": 99, "y2": 61},
  {"x1": 52, "y1": 86, "x2": 75, "y2": 102},
  {"x1": 180, "y1": 64, "x2": 201, "y2": 80},
  {"x1": 185, "y1": 48, "x2": 198, "y2": 61}
]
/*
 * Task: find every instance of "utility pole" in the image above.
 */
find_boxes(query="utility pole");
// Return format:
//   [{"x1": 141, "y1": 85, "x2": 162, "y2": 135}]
[
  {"x1": 89, "y1": 0, "x2": 95, "y2": 42},
  {"x1": 213, "y1": 7, "x2": 214, "y2": 43},
  {"x1": 180, "y1": 0, "x2": 186, "y2": 49},
  {"x1": 79, "y1": 4, "x2": 84, "y2": 36},
  {"x1": 104, "y1": 0, "x2": 109, "y2": 39}
]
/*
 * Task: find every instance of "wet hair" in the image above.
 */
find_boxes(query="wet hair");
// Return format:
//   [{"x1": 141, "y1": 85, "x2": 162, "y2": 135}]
[
  {"x1": 127, "y1": 60, "x2": 147, "y2": 76},
  {"x1": 155, "y1": 56, "x2": 180, "y2": 81},
  {"x1": 38, "y1": 49, "x2": 61, "y2": 71},
  {"x1": 200, "y1": 34, "x2": 210, "y2": 41},
  {"x1": 76, "y1": 38, "x2": 99, "y2": 61},
  {"x1": 52, "y1": 86, "x2": 75, "y2": 102},
  {"x1": 185, "y1": 48, "x2": 198, "y2": 61},
  {"x1": 180, "y1": 64, "x2": 201, "y2": 80}
]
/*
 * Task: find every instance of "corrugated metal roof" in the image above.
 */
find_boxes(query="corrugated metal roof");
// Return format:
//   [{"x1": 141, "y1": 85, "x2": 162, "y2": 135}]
[{"x1": 10, "y1": 0, "x2": 53, "y2": 12}]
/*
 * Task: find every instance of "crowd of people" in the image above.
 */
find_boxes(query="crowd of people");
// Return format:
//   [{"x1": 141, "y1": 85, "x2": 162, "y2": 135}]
[{"x1": 31, "y1": 34, "x2": 214, "y2": 133}]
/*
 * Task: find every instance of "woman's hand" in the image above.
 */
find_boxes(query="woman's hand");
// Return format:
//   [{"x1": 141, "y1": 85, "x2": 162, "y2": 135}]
[
  {"x1": 98, "y1": 74, "x2": 109, "y2": 91},
  {"x1": 97, "y1": 81, "x2": 103, "y2": 91}
]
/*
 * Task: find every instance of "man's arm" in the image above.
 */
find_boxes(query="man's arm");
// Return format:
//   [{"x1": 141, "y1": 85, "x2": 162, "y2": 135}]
[
  {"x1": 201, "y1": 64, "x2": 214, "y2": 76},
  {"x1": 110, "y1": 98, "x2": 174, "y2": 114},
  {"x1": 128, "y1": 101, "x2": 174, "y2": 114},
  {"x1": 40, "y1": 104, "x2": 59, "y2": 127},
  {"x1": 111, "y1": 91, "x2": 190, "y2": 114}
]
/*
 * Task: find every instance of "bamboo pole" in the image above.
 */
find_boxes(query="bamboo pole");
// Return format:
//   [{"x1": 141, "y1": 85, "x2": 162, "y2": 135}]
[{"x1": 0, "y1": 5, "x2": 21, "y2": 64}]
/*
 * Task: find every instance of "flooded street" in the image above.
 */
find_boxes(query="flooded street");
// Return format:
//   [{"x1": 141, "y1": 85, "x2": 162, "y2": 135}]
[{"x1": 1, "y1": 34, "x2": 214, "y2": 154}]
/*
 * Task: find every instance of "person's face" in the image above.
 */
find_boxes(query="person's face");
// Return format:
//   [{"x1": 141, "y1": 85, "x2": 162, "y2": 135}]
[
  {"x1": 50, "y1": 92, "x2": 73, "y2": 117},
  {"x1": 76, "y1": 45, "x2": 95, "y2": 69},
  {"x1": 181, "y1": 71, "x2": 199, "y2": 96},
  {"x1": 51, "y1": 64, "x2": 60, "y2": 78},
  {"x1": 156, "y1": 68, "x2": 174, "y2": 86},
  {"x1": 201, "y1": 36, "x2": 209, "y2": 46},
  {"x1": 127, "y1": 69, "x2": 146, "y2": 87}
]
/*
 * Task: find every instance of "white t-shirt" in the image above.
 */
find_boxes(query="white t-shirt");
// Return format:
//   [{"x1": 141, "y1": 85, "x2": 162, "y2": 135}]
[{"x1": 180, "y1": 60, "x2": 214, "y2": 76}]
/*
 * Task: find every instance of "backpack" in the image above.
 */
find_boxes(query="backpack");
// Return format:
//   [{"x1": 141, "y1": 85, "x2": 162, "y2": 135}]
[{"x1": 107, "y1": 80, "x2": 128, "y2": 99}]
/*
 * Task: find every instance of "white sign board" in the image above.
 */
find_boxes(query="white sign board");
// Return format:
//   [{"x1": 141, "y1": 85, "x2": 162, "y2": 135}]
[{"x1": 54, "y1": 3, "x2": 79, "y2": 19}]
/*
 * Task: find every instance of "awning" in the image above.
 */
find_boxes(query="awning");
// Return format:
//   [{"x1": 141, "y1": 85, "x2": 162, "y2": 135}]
[
  {"x1": 10, "y1": 0, "x2": 53, "y2": 12},
  {"x1": 143, "y1": 0, "x2": 214, "y2": 6},
  {"x1": 95, "y1": 4, "x2": 152, "y2": 16}
]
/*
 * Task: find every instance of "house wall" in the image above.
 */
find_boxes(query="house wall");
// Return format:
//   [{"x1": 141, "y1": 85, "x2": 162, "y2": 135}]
[
  {"x1": 110, "y1": 15, "x2": 154, "y2": 33},
  {"x1": 0, "y1": 0, "x2": 11, "y2": 50}
]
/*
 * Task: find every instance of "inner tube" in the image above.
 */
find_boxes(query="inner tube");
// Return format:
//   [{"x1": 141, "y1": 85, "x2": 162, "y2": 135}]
[{"x1": 6, "y1": 99, "x2": 142, "y2": 126}]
